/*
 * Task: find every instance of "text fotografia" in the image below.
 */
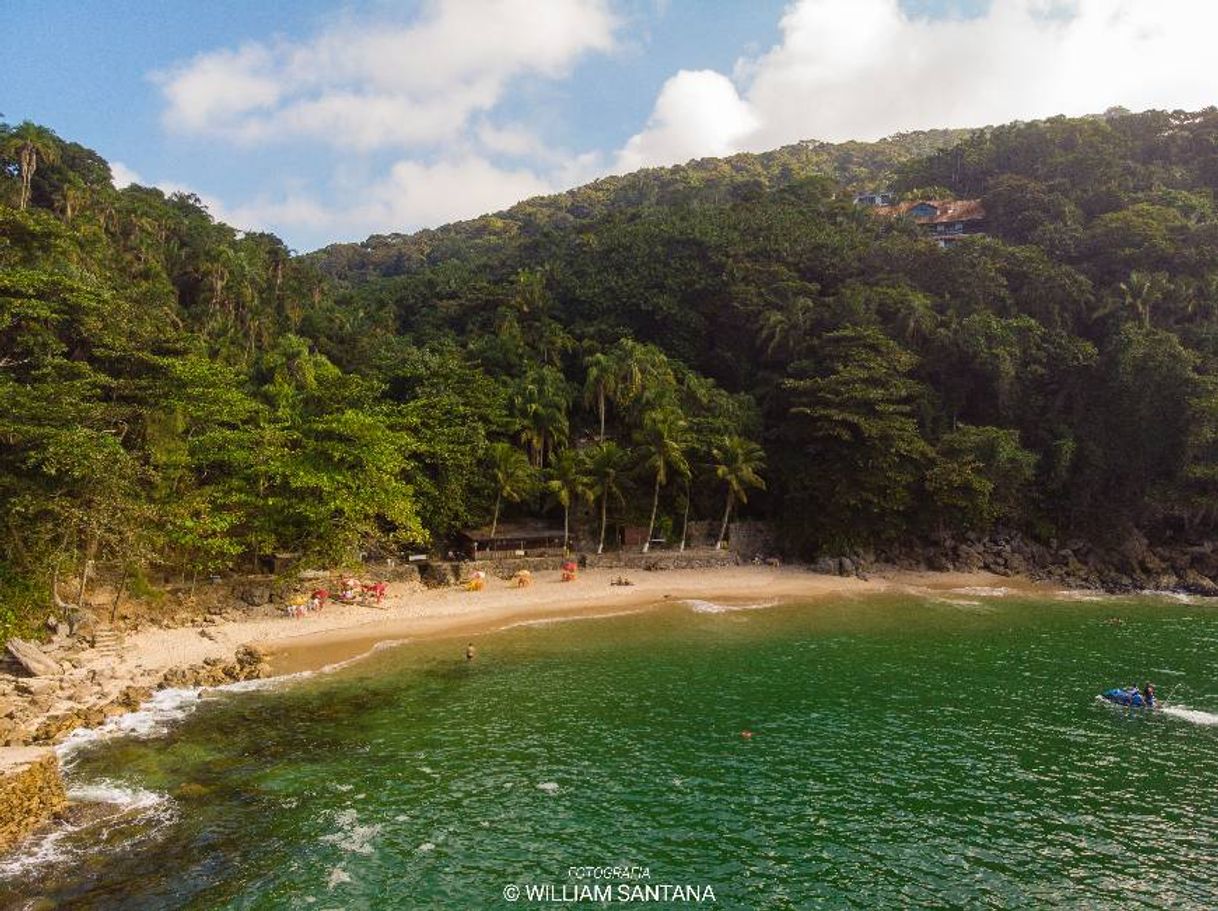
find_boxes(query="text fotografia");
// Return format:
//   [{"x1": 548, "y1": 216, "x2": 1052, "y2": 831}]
[{"x1": 503, "y1": 883, "x2": 716, "y2": 904}]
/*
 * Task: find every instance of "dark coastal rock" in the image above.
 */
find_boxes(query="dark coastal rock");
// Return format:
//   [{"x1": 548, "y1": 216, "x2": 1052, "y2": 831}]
[
  {"x1": 1179, "y1": 569, "x2": 1218, "y2": 597},
  {"x1": 237, "y1": 583, "x2": 273, "y2": 606},
  {"x1": 5, "y1": 640, "x2": 61, "y2": 678},
  {"x1": 420, "y1": 562, "x2": 460, "y2": 587},
  {"x1": 810, "y1": 558, "x2": 837, "y2": 575}
]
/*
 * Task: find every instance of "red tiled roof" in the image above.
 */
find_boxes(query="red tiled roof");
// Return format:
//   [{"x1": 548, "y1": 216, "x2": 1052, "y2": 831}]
[{"x1": 873, "y1": 199, "x2": 986, "y2": 224}]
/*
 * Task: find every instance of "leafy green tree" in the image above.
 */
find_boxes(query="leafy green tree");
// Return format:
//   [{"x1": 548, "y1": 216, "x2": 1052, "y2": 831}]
[
  {"x1": 782, "y1": 328, "x2": 932, "y2": 548},
  {"x1": 924, "y1": 425, "x2": 1037, "y2": 533}
]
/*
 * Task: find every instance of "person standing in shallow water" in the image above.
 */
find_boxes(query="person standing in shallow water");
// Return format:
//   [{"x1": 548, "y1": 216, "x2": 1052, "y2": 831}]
[{"x1": 465, "y1": 642, "x2": 476, "y2": 662}]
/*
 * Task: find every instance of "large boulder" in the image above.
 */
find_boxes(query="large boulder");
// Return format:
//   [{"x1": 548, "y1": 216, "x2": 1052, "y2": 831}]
[
  {"x1": 5, "y1": 640, "x2": 61, "y2": 677},
  {"x1": 236, "y1": 583, "x2": 273, "y2": 606}
]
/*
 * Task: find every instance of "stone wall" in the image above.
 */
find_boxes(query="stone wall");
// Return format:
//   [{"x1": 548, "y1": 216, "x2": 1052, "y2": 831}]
[
  {"x1": 0, "y1": 747, "x2": 66, "y2": 854},
  {"x1": 584, "y1": 549, "x2": 741, "y2": 571},
  {"x1": 726, "y1": 521, "x2": 777, "y2": 559}
]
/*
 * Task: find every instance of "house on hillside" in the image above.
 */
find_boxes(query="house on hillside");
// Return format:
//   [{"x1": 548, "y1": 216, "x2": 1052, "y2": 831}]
[
  {"x1": 853, "y1": 190, "x2": 897, "y2": 207},
  {"x1": 873, "y1": 198, "x2": 986, "y2": 247}
]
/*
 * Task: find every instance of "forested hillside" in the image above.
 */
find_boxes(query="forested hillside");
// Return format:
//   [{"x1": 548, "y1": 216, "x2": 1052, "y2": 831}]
[{"x1": 5, "y1": 108, "x2": 1218, "y2": 638}]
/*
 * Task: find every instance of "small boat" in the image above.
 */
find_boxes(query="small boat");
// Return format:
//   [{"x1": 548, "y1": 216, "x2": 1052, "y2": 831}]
[{"x1": 1100, "y1": 687, "x2": 1155, "y2": 708}]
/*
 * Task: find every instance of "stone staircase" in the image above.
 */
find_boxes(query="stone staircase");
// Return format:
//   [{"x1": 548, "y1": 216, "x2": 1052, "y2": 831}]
[{"x1": 91, "y1": 626, "x2": 124, "y2": 661}]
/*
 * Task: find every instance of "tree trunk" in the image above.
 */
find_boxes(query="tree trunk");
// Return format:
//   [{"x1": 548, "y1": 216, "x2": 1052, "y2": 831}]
[
  {"x1": 110, "y1": 571, "x2": 130, "y2": 625},
  {"x1": 490, "y1": 492, "x2": 502, "y2": 540},
  {"x1": 679, "y1": 478, "x2": 691, "y2": 552},
  {"x1": 598, "y1": 490, "x2": 608, "y2": 554},
  {"x1": 598, "y1": 388, "x2": 606, "y2": 441},
  {"x1": 19, "y1": 148, "x2": 35, "y2": 210},
  {"x1": 716, "y1": 491, "x2": 734, "y2": 550},
  {"x1": 563, "y1": 503, "x2": 570, "y2": 554},
  {"x1": 643, "y1": 475, "x2": 660, "y2": 553}
]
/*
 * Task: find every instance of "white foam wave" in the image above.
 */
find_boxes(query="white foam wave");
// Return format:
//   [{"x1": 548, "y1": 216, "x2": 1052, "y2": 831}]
[
  {"x1": 536, "y1": 781, "x2": 560, "y2": 794},
  {"x1": 949, "y1": 586, "x2": 1011, "y2": 597},
  {"x1": 56, "y1": 662, "x2": 351, "y2": 763},
  {"x1": 1161, "y1": 705, "x2": 1218, "y2": 726},
  {"x1": 1139, "y1": 590, "x2": 1197, "y2": 603},
  {"x1": 1055, "y1": 590, "x2": 1108, "y2": 601},
  {"x1": 67, "y1": 781, "x2": 168, "y2": 810},
  {"x1": 498, "y1": 609, "x2": 648, "y2": 632},
  {"x1": 683, "y1": 599, "x2": 778, "y2": 614},
  {"x1": 0, "y1": 780, "x2": 174, "y2": 879},
  {"x1": 55, "y1": 687, "x2": 205, "y2": 763}
]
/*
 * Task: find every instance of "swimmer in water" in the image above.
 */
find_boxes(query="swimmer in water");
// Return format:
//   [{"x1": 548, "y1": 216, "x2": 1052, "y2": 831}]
[{"x1": 465, "y1": 642, "x2": 476, "y2": 662}]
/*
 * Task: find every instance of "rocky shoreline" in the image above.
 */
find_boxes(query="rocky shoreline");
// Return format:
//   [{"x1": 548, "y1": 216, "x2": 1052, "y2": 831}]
[
  {"x1": 1, "y1": 642, "x2": 270, "y2": 750},
  {"x1": 814, "y1": 529, "x2": 1218, "y2": 597}
]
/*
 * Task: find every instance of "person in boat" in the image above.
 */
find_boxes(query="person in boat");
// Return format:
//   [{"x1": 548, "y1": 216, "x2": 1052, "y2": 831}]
[{"x1": 1142, "y1": 682, "x2": 1156, "y2": 706}]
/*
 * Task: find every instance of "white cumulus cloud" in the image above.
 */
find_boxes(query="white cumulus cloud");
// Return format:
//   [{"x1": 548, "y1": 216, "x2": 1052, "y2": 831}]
[
  {"x1": 156, "y1": 0, "x2": 617, "y2": 150},
  {"x1": 618, "y1": 0, "x2": 1218, "y2": 170},
  {"x1": 220, "y1": 155, "x2": 558, "y2": 246}
]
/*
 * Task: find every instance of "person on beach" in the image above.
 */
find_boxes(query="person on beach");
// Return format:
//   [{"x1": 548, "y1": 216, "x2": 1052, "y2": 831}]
[{"x1": 466, "y1": 642, "x2": 476, "y2": 662}]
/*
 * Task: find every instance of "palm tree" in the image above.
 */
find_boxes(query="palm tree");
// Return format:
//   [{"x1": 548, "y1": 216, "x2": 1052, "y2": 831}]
[
  {"x1": 545, "y1": 449, "x2": 593, "y2": 553},
  {"x1": 712, "y1": 436, "x2": 767, "y2": 549},
  {"x1": 583, "y1": 351, "x2": 619, "y2": 441},
  {"x1": 511, "y1": 367, "x2": 570, "y2": 467},
  {"x1": 587, "y1": 441, "x2": 628, "y2": 554},
  {"x1": 3, "y1": 122, "x2": 61, "y2": 211},
  {"x1": 757, "y1": 293, "x2": 817, "y2": 362},
  {"x1": 635, "y1": 409, "x2": 689, "y2": 553},
  {"x1": 487, "y1": 443, "x2": 535, "y2": 540}
]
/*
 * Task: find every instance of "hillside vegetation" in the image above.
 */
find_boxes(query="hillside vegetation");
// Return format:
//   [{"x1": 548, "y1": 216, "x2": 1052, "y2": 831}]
[{"x1": 4, "y1": 109, "x2": 1218, "y2": 637}]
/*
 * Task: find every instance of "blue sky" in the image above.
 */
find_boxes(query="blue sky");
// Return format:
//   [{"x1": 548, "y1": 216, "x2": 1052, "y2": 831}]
[{"x1": 3, "y1": 1, "x2": 1212, "y2": 250}]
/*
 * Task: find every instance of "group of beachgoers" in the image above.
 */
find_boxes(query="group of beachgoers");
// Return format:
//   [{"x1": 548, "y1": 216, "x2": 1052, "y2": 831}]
[
  {"x1": 465, "y1": 561, "x2": 580, "y2": 591},
  {"x1": 283, "y1": 578, "x2": 388, "y2": 617}
]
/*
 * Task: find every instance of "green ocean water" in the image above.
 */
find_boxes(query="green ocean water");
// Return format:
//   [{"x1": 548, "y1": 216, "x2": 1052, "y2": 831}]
[{"x1": 3, "y1": 591, "x2": 1218, "y2": 909}]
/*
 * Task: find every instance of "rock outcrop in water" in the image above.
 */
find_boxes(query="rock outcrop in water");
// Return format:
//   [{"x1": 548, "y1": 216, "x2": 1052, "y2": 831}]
[{"x1": 0, "y1": 747, "x2": 66, "y2": 853}]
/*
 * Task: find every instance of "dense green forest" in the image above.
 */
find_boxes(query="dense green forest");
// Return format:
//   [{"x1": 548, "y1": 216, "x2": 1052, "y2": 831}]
[{"x1": 5, "y1": 108, "x2": 1218, "y2": 638}]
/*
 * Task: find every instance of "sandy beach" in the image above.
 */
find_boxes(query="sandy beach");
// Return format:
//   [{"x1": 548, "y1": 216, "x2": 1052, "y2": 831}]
[{"x1": 102, "y1": 565, "x2": 1048, "y2": 680}]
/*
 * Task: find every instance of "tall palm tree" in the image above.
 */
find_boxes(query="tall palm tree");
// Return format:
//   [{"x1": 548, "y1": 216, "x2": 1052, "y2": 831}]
[
  {"x1": 3, "y1": 122, "x2": 61, "y2": 211},
  {"x1": 487, "y1": 442, "x2": 535, "y2": 540},
  {"x1": 587, "y1": 441, "x2": 628, "y2": 554},
  {"x1": 635, "y1": 409, "x2": 689, "y2": 553},
  {"x1": 545, "y1": 449, "x2": 593, "y2": 553},
  {"x1": 511, "y1": 367, "x2": 570, "y2": 467},
  {"x1": 583, "y1": 351, "x2": 618, "y2": 441},
  {"x1": 712, "y1": 436, "x2": 767, "y2": 549}
]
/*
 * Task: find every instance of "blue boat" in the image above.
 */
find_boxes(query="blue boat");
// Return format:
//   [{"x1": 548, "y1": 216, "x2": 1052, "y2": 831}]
[{"x1": 1101, "y1": 686, "x2": 1155, "y2": 708}]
